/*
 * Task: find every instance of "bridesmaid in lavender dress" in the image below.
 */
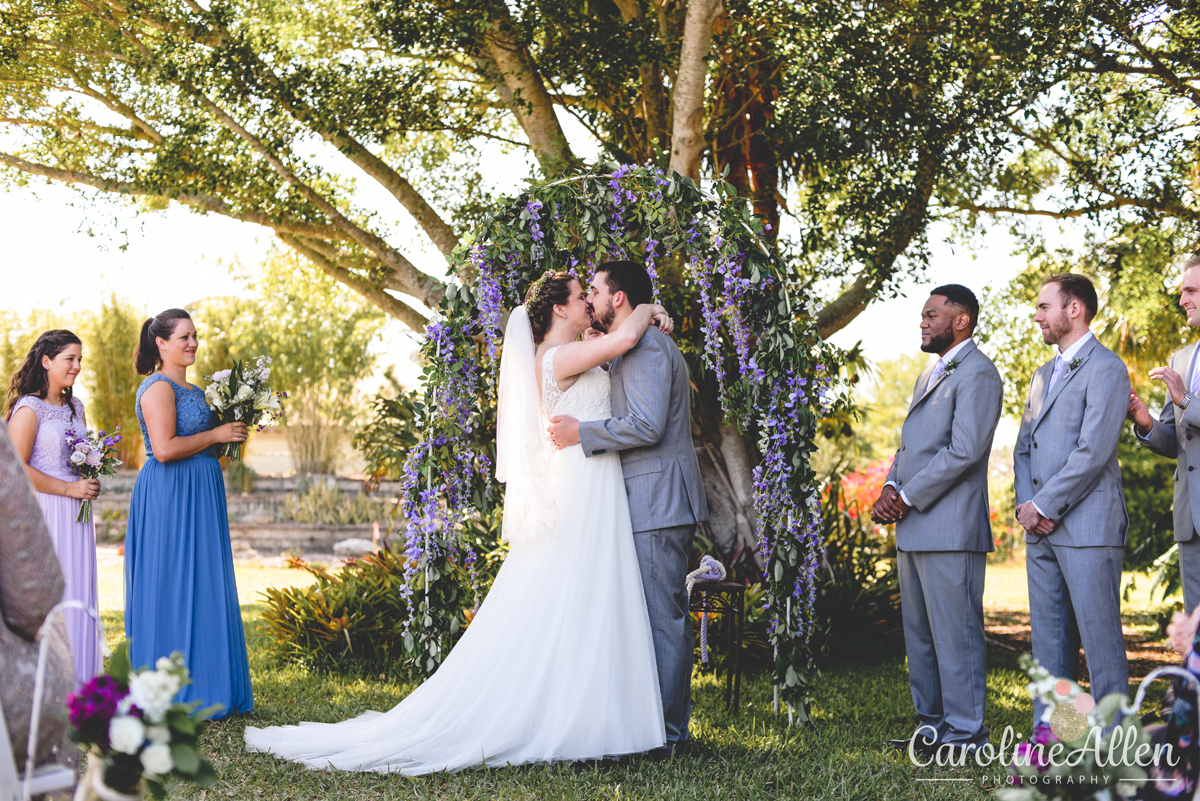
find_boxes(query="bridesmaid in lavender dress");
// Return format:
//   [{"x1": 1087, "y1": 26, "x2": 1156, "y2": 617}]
[{"x1": 5, "y1": 329, "x2": 102, "y2": 686}]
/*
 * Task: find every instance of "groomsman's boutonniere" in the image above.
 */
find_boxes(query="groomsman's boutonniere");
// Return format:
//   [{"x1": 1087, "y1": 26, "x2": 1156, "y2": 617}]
[
  {"x1": 942, "y1": 357, "x2": 962, "y2": 377},
  {"x1": 1068, "y1": 357, "x2": 1083, "y2": 372}
]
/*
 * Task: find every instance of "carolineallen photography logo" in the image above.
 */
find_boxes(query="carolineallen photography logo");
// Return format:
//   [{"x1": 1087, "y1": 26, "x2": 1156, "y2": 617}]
[{"x1": 908, "y1": 681, "x2": 1181, "y2": 792}]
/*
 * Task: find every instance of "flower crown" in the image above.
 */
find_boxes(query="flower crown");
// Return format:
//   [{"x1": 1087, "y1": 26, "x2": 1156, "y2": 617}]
[{"x1": 527, "y1": 273, "x2": 552, "y2": 306}]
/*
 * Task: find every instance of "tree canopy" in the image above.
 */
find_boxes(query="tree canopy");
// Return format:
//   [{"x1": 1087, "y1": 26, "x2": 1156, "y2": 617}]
[{"x1": 4, "y1": 0, "x2": 1194, "y2": 339}]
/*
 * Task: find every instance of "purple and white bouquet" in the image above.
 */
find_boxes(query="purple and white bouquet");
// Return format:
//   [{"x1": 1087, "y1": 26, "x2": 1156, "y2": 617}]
[
  {"x1": 67, "y1": 642, "x2": 219, "y2": 799},
  {"x1": 203, "y1": 355, "x2": 285, "y2": 460},
  {"x1": 65, "y1": 426, "x2": 122, "y2": 522}
]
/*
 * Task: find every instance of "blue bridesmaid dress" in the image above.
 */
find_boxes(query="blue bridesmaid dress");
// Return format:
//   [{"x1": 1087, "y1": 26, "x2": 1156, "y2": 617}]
[{"x1": 124, "y1": 374, "x2": 253, "y2": 717}]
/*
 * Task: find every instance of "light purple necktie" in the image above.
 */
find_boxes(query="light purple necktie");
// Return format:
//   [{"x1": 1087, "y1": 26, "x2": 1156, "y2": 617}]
[
  {"x1": 1191, "y1": 361, "x2": 1200, "y2": 395},
  {"x1": 1045, "y1": 355, "x2": 1066, "y2": 398},
  {"x1": 925, "y1": 358, "x2": 946, "y2": 393}
]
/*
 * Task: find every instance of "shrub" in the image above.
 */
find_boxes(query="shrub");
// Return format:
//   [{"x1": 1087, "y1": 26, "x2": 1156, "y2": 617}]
[
  {"x1": 811, "y1": 463, "x2": 903, "y2": 664},
  {"x1": 279, "y1": 483, "x2": 381, "y2": 526},
  {"x1": 259, "y1": 546, "x2": 479, "y2": 679},
  {"x1": 258, "y1": 550, "x2": 414, "y2": 677}
]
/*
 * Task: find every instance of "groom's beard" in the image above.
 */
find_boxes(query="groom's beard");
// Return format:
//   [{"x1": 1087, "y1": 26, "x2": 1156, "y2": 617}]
[{"x1": 592, "y1": 301, "x2": 616, "y2": 333}]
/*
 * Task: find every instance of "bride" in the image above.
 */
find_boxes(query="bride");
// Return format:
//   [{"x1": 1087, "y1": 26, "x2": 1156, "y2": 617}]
[{"x1": 244, "y1": 272, "x2": 676, "y2": 773}]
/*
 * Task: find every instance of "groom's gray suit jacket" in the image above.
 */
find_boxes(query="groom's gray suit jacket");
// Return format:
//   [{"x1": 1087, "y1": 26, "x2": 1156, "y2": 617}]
[
  {"x1": 1014, "y1": 336, "x2": 1130, "y2": 547},
  {"x1": 885, "y1": 340, "x2": 1002, "y2": 553},
  {"x1": 578, "y1": 326, "x2": 708, "y2": 532}
]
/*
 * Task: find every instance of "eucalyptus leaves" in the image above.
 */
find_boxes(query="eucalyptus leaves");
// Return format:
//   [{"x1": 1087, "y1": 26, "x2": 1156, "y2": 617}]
[{"x1": 397, "y1": 163, "x2": 845, "y2": 714}]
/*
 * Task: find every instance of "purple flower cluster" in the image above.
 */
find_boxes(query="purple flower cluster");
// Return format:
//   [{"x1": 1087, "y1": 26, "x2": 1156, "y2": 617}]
[
  {"x1": 471, "y1": 243, "x2": 504, "y2": 359},
  {"x1": 605, "y1": 165, "x2": 638, "y2": 258},
  {"x1": 66, "y1": 674, "x2": 129, "y2": 748},
  {"x1": 643, "y1": 238, "x2": 661, "y2": 301},
  {"x1": 526, "y1": 200, "x2": 545, "y2": 265}
]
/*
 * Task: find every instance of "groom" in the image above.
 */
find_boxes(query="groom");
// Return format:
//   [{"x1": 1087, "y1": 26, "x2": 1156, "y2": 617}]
[{"x1": 547, "y1": 260, "x2": 708, "y2": 757}]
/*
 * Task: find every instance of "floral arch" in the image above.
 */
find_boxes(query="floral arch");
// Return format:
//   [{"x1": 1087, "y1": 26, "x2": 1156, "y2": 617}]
[{"x1": 395, "y1": 163, "x2": 843, "y2": 716}]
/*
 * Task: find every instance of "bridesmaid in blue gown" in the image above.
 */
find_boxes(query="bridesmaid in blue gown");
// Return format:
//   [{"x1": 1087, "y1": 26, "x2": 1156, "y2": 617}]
[{"x1": 125, "y1": 308, "x2": 252, "y2": 717}]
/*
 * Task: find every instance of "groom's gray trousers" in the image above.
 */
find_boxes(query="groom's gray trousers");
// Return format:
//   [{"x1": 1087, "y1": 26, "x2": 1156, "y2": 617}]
[{"x1": 633, "y1": 524, "x2": 695, "y2": 745}]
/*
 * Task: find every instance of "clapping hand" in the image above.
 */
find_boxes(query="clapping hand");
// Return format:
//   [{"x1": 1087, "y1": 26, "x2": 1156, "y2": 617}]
[
  {"x1": 871, "y1": 485, "x2": 909, "y2": 524},
  {"x1": 1016, "y1": 501, "x2": 1055, "y2": 536},
  {"x1": 1168, "y1": 605, "x2": 1200, "y2": 658},
  {"x1": 1149, "y1": 366, "x2": 1187, "y2": 407},
  {"x1": 1127, "y1": 388, "x2": 1154, "y2": 432}
]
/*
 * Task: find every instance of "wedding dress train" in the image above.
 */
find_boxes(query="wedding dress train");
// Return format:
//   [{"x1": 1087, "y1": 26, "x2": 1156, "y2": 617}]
[{"x1": 244, "y1": 335, "x2": 665, "y2": 773}]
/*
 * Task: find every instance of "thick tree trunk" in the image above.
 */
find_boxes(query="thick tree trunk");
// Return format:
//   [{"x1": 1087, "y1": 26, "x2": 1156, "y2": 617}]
[{"x1": 669, "y1": 0, "x2": 723, "y2": 179}]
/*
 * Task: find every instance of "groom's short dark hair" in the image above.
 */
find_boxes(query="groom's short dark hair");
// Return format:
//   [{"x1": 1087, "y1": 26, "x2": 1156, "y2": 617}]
[
  {"x1": 596, "y1": 261, "x2": 653, "y2": 308},
  {"x1": 930, "y1": 284, "x2": 979, "y2": 332}
]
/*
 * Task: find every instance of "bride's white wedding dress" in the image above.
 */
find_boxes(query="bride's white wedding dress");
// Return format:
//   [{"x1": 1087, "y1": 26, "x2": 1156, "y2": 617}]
[{"x1": 244, "y1": 337, "x2": 665, "y2": 773}]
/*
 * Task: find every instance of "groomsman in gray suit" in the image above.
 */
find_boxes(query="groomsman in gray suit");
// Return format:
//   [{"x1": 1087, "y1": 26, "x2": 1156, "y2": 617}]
[
  {"x1": 1014, "y1": 273, "x2": 1130, "y2": 728},
  {"x1": 872, "y1": 284, "x2": 1003, "y2": 755},
  {"x1": 1129, "y1": 255, "x2": 1200, "y2": 614},
  {"x1": 547, "y1": 260, "x2": 708, "y2": 758}
]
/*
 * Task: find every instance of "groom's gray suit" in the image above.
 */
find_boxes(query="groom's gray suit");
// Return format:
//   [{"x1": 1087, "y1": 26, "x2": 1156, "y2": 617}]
[
  {"x1": 1135, "y1": 340, "x2": 1200, "y2": 614},
  {"x1": 578, "y1": 326, "x2": 708, "y2": 747},
  {"x1": 1014, "y1": 334, "x2": 1130, "y2": 726},
  {"x1": 885, "y1": 339, "x2": 1002, "y2": 747}
]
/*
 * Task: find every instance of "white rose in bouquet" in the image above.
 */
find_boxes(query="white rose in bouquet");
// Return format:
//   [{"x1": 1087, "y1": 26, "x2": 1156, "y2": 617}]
[
  {"x1": 69, "y1": 450, "x2": 87, "y2": 465},
  {"x1": 128, "y1": 669, "x2": 182, "y2": 723},
  {"x1": 234, "y1": 384, "x2": 253, "y2": 403},
  {"x1": 108, "y1": 715, "x2": 145, "y2": 755},
  {"x1": 140, "y1": 743, "x2": 174, "y2": 776}
]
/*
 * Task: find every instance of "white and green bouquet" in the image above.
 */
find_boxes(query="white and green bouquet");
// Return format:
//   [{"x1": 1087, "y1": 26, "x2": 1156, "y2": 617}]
[
  {"x1": 203, "y1": 355, "x2": 285, "y2": 460},
  {"x1": 67, "y1": 643, "x2": 220, "y2": 800}
]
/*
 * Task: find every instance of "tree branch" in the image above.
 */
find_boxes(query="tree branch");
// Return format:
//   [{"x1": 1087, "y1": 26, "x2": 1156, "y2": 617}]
[
  {"x1": 483, "y1": 10, "x2": 576, "y2": 176},
  {"x1": 279, "y1": 234, "x2": 431, "y2": 333},
  {"x1": 815, "y1": 145, "x2": 942, "y2": 338},
  {"x1": 165, "y1": 7, "x2": 461, "y2": 257},
  {"x1": 0, "y1": 150, "x2": 354, "y2": 243}
]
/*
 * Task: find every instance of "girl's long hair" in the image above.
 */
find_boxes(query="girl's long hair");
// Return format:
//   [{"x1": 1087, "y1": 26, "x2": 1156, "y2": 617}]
[{"x1": 5, "y1": 329, "x2": 83, "y2": 421}]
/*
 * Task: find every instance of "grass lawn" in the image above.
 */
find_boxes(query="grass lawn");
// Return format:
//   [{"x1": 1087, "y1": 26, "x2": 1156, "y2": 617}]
[{"x1": 92, "y1": 559, "x2": 1180, "y2": 800}]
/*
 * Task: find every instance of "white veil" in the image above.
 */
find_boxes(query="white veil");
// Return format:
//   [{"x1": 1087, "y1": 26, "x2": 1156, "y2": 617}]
[{"x1": 495, "y1": 306, "x2": 557, "y2": 543}]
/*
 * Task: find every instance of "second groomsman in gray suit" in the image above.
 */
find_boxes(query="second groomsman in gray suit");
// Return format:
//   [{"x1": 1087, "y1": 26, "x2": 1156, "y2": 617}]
[
  {"x1": 872, "y1": 284, "x2": 1003, "y2": 755},
  {"x1": 547, "y1": 260, "x2": 708, "y2": 758},
  {"x1": 1129, "y1": 254, "x2": 1200, "y2": 614},
  {"x1": 1014, "y1": 273, "x2": 1130, "y2": 728}
]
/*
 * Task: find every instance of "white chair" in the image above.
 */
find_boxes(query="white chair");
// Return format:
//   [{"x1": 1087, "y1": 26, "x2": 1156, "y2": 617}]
[{"x1": 0, "y1": 601, "x2": 105, "y2": 801}]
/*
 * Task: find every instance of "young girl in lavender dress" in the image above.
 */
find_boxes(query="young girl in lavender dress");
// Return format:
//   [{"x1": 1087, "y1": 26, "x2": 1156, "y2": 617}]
[
  {"x1": 125, "y1": 309, "x2": 252, "y2": 717},
  {"x1": 6, "y1": 329, "x2": 102, "y2": 686}
]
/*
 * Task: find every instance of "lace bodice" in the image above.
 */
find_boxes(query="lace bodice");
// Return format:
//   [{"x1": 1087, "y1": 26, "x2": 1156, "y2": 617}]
[
  {"x1": 136, "y1": 374, "x2": 216, "y2": 459},
  {"x1": 540, "y1": 346, "x2": 612, "y2": 422},
  {"x1": 9, "y1": 395, "x2": 86, "y2": 481}
]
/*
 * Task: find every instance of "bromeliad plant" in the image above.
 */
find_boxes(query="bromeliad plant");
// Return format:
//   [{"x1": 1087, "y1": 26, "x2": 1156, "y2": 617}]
[
  {"x1": 394, "y1": 163, "x2": 847, "y2": 717},
  {"x1": 66, "y1": 642, "x2": 219, "y2": 800}
]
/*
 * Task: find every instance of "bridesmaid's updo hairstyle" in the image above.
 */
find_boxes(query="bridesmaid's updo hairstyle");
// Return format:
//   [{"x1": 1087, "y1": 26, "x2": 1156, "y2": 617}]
[
  {"x1": 135, "y1": 308, "x2": 193, "y2": 375},
  {"x1": 524, "y1": 272, "x2": 576, "y2": 343},
  {"x1": 5, "y1": 329, "x2": 83, "y2": 421}
]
